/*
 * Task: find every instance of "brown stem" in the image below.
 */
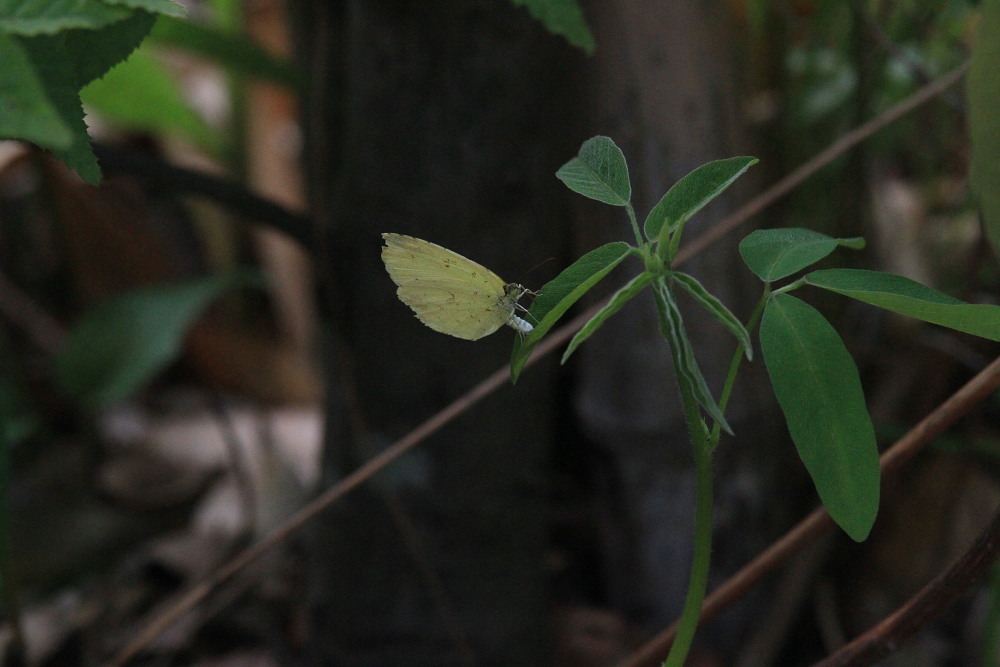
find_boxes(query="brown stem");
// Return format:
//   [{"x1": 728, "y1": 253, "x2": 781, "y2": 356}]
[
  {"x1": 674, "y1": 60, "x2": 969, "y2": 266},
  {"x1": 814, "y1": 504, "x2": 1000, "y2": 666}
]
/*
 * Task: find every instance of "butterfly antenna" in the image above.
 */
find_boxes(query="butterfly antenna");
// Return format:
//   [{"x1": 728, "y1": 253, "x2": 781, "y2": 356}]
[
  {"x1": 530, "y1": 257, "x2": 557, "y2": 272},
  {"x1": 522, "y1": 256, "x2": 557, "y2": 280}
]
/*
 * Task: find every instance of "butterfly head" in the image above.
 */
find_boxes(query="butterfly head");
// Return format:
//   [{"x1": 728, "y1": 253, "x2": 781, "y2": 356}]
[{"x1": 502, "y1": 283, "x2": 538, "y2": 337}]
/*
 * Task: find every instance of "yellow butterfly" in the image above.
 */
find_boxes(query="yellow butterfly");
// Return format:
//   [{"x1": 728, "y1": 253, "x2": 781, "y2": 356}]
[{"x1": 381, "y1": 233, "x2": 534, "y2": 341}]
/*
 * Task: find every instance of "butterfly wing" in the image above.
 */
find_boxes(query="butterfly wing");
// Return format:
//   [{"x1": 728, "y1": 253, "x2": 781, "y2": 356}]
[{"x1": 381, "y1": 233, "x2": 514, "y2": 340}]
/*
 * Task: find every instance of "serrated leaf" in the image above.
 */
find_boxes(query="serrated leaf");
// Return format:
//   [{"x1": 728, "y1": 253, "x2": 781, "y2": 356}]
[
  {"x1": 671, "y1": 271, "x2": 752, "y2": 360},
  {"x1": 805, "y1": 268, "x2": 1000, "y2": 341},
  {"x1": 13, "y1": 9, "x2": 158, "y2": 183},
  {"x1": 66, "y1": 8, "x2": 158, "y2": 84},
  {"x1": 0, "y1": 0, "x2": 130, "y2": 35},
  {"x1": 509, "y1": 0, "x2": 594, "y2": 54},
  {"x1": 760, "y1": 293, "x2": 879, "y2": 542},
  {"x1": 55, "y1": 274, "x2": 254, "y2": 407},
  {"x1": 653, "y1": 280, "x2": 732, "y2": 435},
  {"x1": 968, "y1": 0, "x2": 1000, "y2": 256},
  {"x1": 555, "y1": 135, "x2": 631, "y2": 207},
  {"x1": 0, "y1": 0, "x2": 182, "y2": 35},
  {"x1": 646, "y1": 156, "x2": 757, "y2": 243},
  {"x1": 82, "y1": 47, "x2": 220, "y2": 153},
  {"x1": 740, "y1": 228, "x2": 864, "y2": 282},
  {"x1": 510, "y1": 241, "x2": 632, "y2": 382},
  {"x1": 106, "y1": 0, "x2": 184, "y2": 17},
  {"x1": 18, "y1": 32, "x2": 102, "y2": 183},
  {"x1": 562, "y1": 271, "x2": 653, "y2": 364},
  {"x1": 0, "y1": 34, "x2": 73, "y2": 149}
]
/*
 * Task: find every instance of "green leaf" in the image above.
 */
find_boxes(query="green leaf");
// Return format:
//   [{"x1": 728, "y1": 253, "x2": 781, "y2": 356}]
[
  {"x1": 968, "y1": 0, "x2": 1000, "y2": 256},
  {"x1": 82, "y1": 47, "x2": 220, "y2": 154},
  {"x1": 671, "y1": 272, "x2": 752, "y2": 361},
  {"x1": 645, "y1": 156, "x2": 758, "y2": 243},
  {"x1": 555, "y1": 136, "x2": 631, "y2": 207},
  {"x1": 55, "y1": 274, "x2": 254, "y2": 407},
  {"x1": 13, "y1": 9, "x2": 158, "y2": 183},
  {"x1": 740, "y1": 228, "x2": 864, "y2": 282},
  {"x1": 0, "y1": 0, "x2": 130, "y2": 35},
  {"x1": 106, "y1": 0, "x2": 184, "y2": 17},
  {"x1": 562, "y1": 271, "x2": 653, "y2": 364},
  {"x1": 0, "y1": 0, "x2": 181, "y2": 34},
  {"x1": 18, "y1": 32, "x2": 103, "y2": 183},
  {"x1": 653, "y1": 280, "x2": 732, "y2": 435},
  {"x1": 805, "y1": 268, "x2": 1000, "y2": 341},
  {"x1": 64, "y1": 6, "x2": 158, "y2": 84},
  {"x1": 510, "y1": 241, "x2": 632, "y2": 382},
  {"x1": 0, "y1": 34, "x2": 73, "y2": 150},
  {"x1": 150, "y1": 16, "x2": 302, "y2": 89},
  {"x1": 760, "y1": 293, "x2": 879, "y2": 542},
  {"x1": 509, "y1": 0, "x2": 594, "y2": 54},
  {"x1": 1, "y1": 3, "x2": 180, "y2": 184}
]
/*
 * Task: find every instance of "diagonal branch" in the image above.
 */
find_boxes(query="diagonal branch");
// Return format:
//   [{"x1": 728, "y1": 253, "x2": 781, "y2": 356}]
[
  {"x1": 814, "y1": 500, "x2": 1000, "y2": 666},
  {"x1": 93, "y1": 142, "x2": 314, "y2": 248},
  {"x1": 675, "y1": 60, "x2": 970, "y2": 266}
]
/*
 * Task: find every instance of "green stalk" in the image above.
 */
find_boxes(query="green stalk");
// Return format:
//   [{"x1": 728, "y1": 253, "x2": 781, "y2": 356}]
[
  {"x1": 665, "y1": 219, "x2": 684, "y2": 266},
  {"x1": 665, "y1": 290, "x2": 769, "y2": 663},
  {"x1": 664, "y1": 290, "x2": 769, "y2": 663},
  {"x1": 770, "y1": 277, "x2": 806, "y2": 296},
  {"x1": 626, "y1": 202, "x2": 645, "y2": 247},
  {"x1": 709, "y1": 291, "x2": 769, "y2": 449},
  {"x1": 663, "y1": 377, "x2": 714, "y2": 667},
  {"x1": 651, "y1": 283, "x2": 715, "y2": 666}
]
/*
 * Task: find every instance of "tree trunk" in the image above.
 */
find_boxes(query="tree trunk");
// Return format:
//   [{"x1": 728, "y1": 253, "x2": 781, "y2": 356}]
[{"x1": 290, "y1": 1, "x2": 580, "y2": 664}]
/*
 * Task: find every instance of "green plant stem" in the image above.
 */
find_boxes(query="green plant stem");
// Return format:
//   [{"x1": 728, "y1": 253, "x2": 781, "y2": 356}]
[
  {"x1": 626, "y1": 202, "x2": 644, "y2": 246},
  {"x1": 709, "y1": 291, "x2": 769, "y2": 448},
  {"x1": 662, "y1": 290, "x2": 771, "y2": 663},
  {"x1": 665, "y1": 220, "x2": 684, "y2": 266},
  {"x1": 770, "y1": 277, "x2": 806, "y2": 295},
  {"x1": 650, "y1": 279, "x2": 717, "y2": 666},
  {"x1": 664, "y1": 379, "x2": 714, "y2": 667}
]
